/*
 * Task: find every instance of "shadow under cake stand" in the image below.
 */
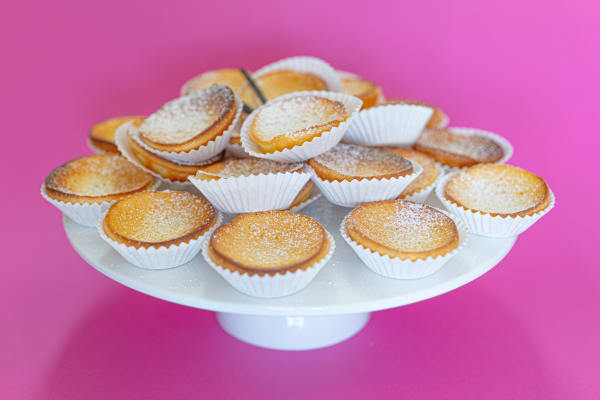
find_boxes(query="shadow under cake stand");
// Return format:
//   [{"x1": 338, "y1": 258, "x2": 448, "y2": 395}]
[{"x1": 63, "y1": 196, "x2": 516, "y2": 351}]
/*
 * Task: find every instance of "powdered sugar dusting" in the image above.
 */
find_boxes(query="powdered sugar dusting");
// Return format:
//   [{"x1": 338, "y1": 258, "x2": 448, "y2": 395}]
[
  {"x1": 446, "y1": 165, "x2": 547, "y2": 214},
  {"x1": 46, "y1": 154, "x2": 152, "y2": 196},
  {"x1": 349, "y1": 200, "x2": 457, "y2": 252},
  {"x1": 417, "y1": 129, "x2": 503, "y2": 161},
  {"x1": 212, "y1": 211, "x2": 325, "y2": 270},
  {"x1": 253, "y1": 95, "x2": 348, "y2": 140},
  {"x1": 140, "y1": 85, "x2": 234, "y2": 144},
  {"x1": 314, "y1": 144, "x2": 412, "y2": 177},
  {"x1": 107, "y1": 191, "x2": 215, "y2": 243},
  {"x1": 202, "y1": 159, "x2": 302, "y2": 178}
]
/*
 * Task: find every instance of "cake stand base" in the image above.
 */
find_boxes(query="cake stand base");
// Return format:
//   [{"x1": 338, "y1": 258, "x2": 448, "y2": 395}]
[{"x1": 216, "y1": 312, "x2": 371, "y2": 350}]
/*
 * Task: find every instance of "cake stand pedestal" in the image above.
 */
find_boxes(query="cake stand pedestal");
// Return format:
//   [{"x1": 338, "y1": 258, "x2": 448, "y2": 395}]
[{"x1": 63, "y1": 196, "x2": 516, "y2": 351}]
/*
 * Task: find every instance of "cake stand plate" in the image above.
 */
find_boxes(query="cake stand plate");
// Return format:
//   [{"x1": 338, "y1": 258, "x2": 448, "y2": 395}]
[{"x1": 63, "y1": 196, "x2": 516, "y2": 350}]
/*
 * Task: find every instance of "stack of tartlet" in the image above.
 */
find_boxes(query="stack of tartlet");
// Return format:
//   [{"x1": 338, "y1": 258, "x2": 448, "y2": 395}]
[{"x1": 44, "y1": 55, "x2": 554, "y2": 297}]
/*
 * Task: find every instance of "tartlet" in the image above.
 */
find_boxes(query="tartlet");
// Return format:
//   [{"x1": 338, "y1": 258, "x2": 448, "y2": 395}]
[
  {"x1": 180, "y1": 69, "x2": 248, "y2": 96},
  {"x1": 42, "y1": 154, "x2": 155, "y2": 226},
  {"x1": 248, "y1": 94, "x2": 349, "y2": 154},
  {"x1": 308, "y1": 143, "x2": 413, "y2": 182},
  {"x1": 436, "y1": 164, "x2": 554, "y2": 237},
  {"x1": 44, "y1": 154, "x2": 154, "y2": 205},
  {"x1": 383, "y1": 99, "x2": 448, "y2": 129},
  {"x1": 378, "y1": 147, "x2": 441, "y2": 201},
  {"x1": 139, "y1": 85, "x2": 237, "y2": 153},
  {"x1": 415, "y1": 128, "x2": 505, "y2": 168},
  {"x1": 239, "y1": 69, "x2": 328, "y2": 108},
  {"x1": 307, "y1": 144, "x2": 421, "y2": 207},
  {"x1": 345, "y1": 200, "x2": 459, "y2": 260},
  {"x1": 89, "y1": 116, "x2": 144, "y2": 153},
  {"x1": 341, "y1": 199, "x2": 467, "y2": 279},
  {"x1": 100, "y1": 190, "x2": 220, "y2": 269},
  {"x1": 188, "y1": 158, "x2": 310, "y2": 213},
  {"x1": 204, "y1": 210, "x2": 335, "y2": 297},
  {"x1": 128, "y1": 132, "x2": 225, "y2": 182},
  {"x1": 339, "y1": 72, "x2": 381, "y2": 109},
  {"x1": 443, "y1": 164, "x2": 551, "y2": 217},
  {"x1": 286, "y1": 181, "x2": 316, "y2": 210}
]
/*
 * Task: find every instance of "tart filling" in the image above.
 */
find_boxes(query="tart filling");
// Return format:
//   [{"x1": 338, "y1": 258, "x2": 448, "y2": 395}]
[
  {"x1": 44, "y1": 154, "x2": 154, "y2": 204},
  {"x1": 378, "y1": 147, "x2": 439, "y2": 197},
  {"x1": 103, "y1": 190, "x2": 217, "y2": 249},
  {"x1": 444, "y1": 164, "x2": 551, "y2": 217},
  {"x1": 415, "y1": 128, "x2": 504, "y2": 168},
  {"x1": 308, "y1": 143, "x2": 413, "y2": 181},
  {"x1": 249, "y1": 94, "x2": 349, "y2": 154},
  {"x1": 140, "y1": 85, "x2": 237, "y2": 152},
  {"x1": 208, "y1": 211, "x2": 330, "y2": 276},
  {"x1": 345, "y1": 199, "x2": 459, "y2": 261},
  {"x1": 239, "y1": 69, "x2": 327, "y2": 108}
]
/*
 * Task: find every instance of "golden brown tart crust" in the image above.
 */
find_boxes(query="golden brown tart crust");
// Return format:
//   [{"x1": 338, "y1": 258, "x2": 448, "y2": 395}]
[
  {"x1": 208, "y1": 211, "x2": 329, "y2": 276},
  {"x1": 44, "y1": 154, "x2": 154, "y2": 204},
  {"x1": 181, "y1": 69, "x2": 248, "y2": 96},
  {"x1": 89, "y1": 116, "x2": 144, "y2": 153},
  {"x1": 286, "y1": 181, "x2": 315, "y2": 209},
  {"x1": 128, "y1": 133, "x2": 224, "y2": 182},
  {"x1": 249, "y1": 95, "x2": 349, "y2": 154},
  {"x1": 139, "y1": 85, "x2": 237, "y2": 153},
  {"x1": 444, "y1": 164, "x2": 551, "y2": 217},
  {"x1": 415, "y1": 128, "x2": 504, "y2": 168},
  {"x1": 345, "y1": 199, "x2": 459, "y2": 261},
  {"x1": 383, "y1": 99, "x2": 446, "y2": 129},
  {"x1": 340, "y1": 76, "x2": 381, "y2": 109},
  {"x1": 378, "y1": 147, "x2": 439, "y2": 197},
  {"x1": 103, "y1": 190, "x2": 217, "y2": 249},
  {"x1": 308, "y1": 144, "x2": 413, "y2": 182}
]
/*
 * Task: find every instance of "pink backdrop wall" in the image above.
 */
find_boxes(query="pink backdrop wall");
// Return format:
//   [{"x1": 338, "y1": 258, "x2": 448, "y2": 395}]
[{"x1": 2, "y1": 0, "x2": 598, "y2": 398}]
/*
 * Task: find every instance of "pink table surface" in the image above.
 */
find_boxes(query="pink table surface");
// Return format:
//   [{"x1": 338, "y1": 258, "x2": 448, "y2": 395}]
[{"x1": 2, "y1": 0, "x2": 598, "y2": 399}]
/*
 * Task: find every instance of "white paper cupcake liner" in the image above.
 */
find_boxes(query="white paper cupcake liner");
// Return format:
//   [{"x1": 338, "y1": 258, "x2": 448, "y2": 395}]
[
  {"x1": 254, "y1": 56, "x2": 341, "y2": 92},
  {"x1": 203, "y1": 230, "x2": 335, "y2": 298},
  {"x1": 115, "y1": 121, "x2": 208, "y2": 189},
  {"x1": 435, "y1": 173, "x2": 555, "y2": 237},
  {"x1": 131, "y1": 95, "x2": 242, "y2": 164},
  {"x1": 401, "y1": 165, "x2": 445, "y2": 204},
  {"x1": 288, "y1": 191, "x2": 321, "y2": 213},
  {"x1": 240, "y1": 91, "x2": 363, "y2": 162},
  {"x1": 41, "y1": 180, "x2": 160, "y2": 227},
  {"x1": 225, "y1": 142, "x2": 252, "y2": 159},
  {"x1": 340, "y1": 210, "x2": 469, "y2": 279},
  {"x1": 188, "y1": 169, "x2": 311, "y2": 214},
  {"x1": 344, "y1": 103, "x2": 434, "y2": 146},
  {"x1": 308, "y1": 162, "x2": 423, "y2": 207},
  {"x1": 98, "y1": 208, "x2": 223, "y2": 270},
  {"x1": 434, "y1": 127, "x2": 514, "y2": 173}
]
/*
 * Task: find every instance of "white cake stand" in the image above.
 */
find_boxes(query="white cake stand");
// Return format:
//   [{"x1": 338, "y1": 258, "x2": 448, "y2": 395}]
[{"x1": 63, "y1": 196, "x2": 516, "y2": 351}]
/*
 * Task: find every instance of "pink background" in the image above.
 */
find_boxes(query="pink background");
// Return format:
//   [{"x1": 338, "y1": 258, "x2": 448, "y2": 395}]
[{"x1": 2, "y1": 0, "x2": 598, "y2": 398}]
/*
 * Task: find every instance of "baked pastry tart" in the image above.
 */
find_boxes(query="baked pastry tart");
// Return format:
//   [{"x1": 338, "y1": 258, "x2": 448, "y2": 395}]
[
  {"x1": 239, "y1": 69, "x2": 328, "y2": 108},
  {"x1": 139, "y1": 85, "x2": 238, "y2": 153},
  {"x1": 204, "y1": 210, "x2": 334, "y2": 297},
  {"x1": 128, "y1": 132, "x2": 224, "y2": 183},
  {"x1": 188, "y1": 158, "x2": 310, "y2": 213},
  {"x1": 307, "y1": 144, "x2": 421, "y2": 207},
  {"x1": 42, "y1": 154, "x2": 155, "y2": 226},
  {"x1": 89, "y1": 116, "x2": 143, "y2": 153},
  {"x1": 383, "y1": 99, "x2": 448, "y2": 129},
  {"x1": 378, "y1": 147, "x2": 442, "y2": 202},
  {"x1": 286, "y1": 181, "x2": 317, "y2": 211},
  {"x1": 180, "y1": 69, "x2": 248, "y2": 96},
  {"x1": 100, "y1": 190, "x2": 220, "y2": 269},
  {"x1": 339, "y1": 72, "x2": 382, "y2": 109},
  {"x1": 341, "y1": 199, "x2": 467, "y2": 279},
  {"x1": 436, "y1": 164, "x2": 554, "y2": 237},
  {"x1": 415, "y1": 128, "x2": 506, "y2": 169}
]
